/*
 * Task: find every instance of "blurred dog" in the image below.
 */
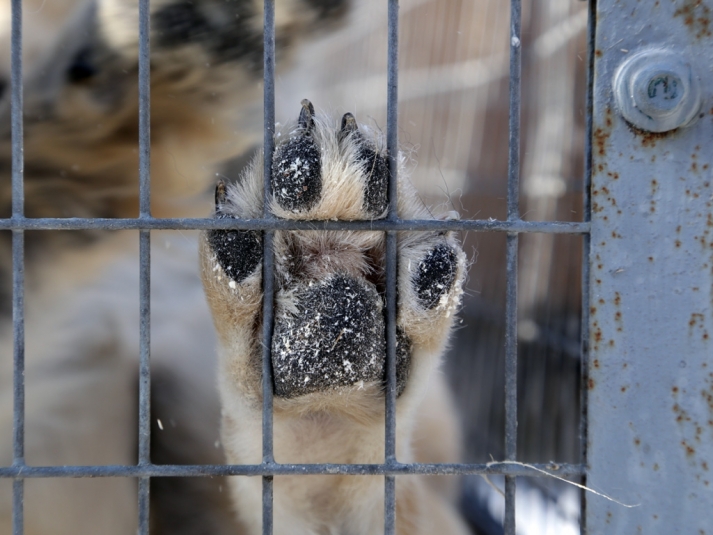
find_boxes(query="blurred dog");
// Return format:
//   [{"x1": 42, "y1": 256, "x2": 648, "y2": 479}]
[{"x1": 0, "y1": 1, "x2": 468, "y2": 533}]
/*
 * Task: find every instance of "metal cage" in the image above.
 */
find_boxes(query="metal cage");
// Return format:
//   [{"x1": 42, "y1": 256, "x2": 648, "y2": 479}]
[{"x1": 0, "y1": 0, "x2": 596, "y2": 534}]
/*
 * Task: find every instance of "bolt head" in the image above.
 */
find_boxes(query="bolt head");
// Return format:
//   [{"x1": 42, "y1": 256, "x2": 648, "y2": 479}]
[{"x1": 613, "y1": 48, "x2": 701, "y2": 133}]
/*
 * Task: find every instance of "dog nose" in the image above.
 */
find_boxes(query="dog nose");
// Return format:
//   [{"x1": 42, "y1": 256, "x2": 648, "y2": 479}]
[{"x1": 272, "y1": 274, "x2": 385, "y2": 398}]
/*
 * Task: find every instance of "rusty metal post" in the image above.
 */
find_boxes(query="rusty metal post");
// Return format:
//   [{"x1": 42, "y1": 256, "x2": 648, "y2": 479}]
[{"x1": 588, "y1": 0, "x2": 713, "y2": 532}]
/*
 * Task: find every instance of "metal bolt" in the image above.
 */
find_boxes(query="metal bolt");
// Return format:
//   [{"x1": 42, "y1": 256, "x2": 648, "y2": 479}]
[{"x1": 613, "y1": 48, "x2": 701, "y2": 133}]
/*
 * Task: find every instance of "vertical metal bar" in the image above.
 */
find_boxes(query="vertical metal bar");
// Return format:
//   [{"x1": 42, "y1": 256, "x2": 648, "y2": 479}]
[
  {"x1": 504, "y1": 233, "x2": 518, "y2": 535},
  {"x1": 262, "y1": 1, "x2": 276, "y2": 534},
  {"x1": 11, "y1": 231, "x2": 24, "y2": 535},
  {"x1": 504, "y1": 0, "x2": 521, "y2": 533},
  {"x1": 507, "y1": 0, "x2": 521, "y2": 222},
  {"x1": 11, "y1": 0, "x2": 24, "y2": 532},
  {"x1": 138, "y1": 0, "x2": 151, "y2": 218},
  {"x1": 137, "y1": 230, "x2": 151, "y2": 535},
  {"x1": 138, "y1": 477, "x2": 150, "y2": 535},
  {"x1": 137, "y1": 0, "x2": 151, "y2": 532},
  {"x1": 384, "y1": 0, "x2": 399, "y2": 534},
  {"x1": 579, "y1": 1, "x2": 596, "y2": 532}
]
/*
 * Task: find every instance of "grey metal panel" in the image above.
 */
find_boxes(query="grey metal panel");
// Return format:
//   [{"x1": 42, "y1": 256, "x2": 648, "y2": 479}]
[{"x1": 589, "y1": 1, "x2": 713, "y2": 533}]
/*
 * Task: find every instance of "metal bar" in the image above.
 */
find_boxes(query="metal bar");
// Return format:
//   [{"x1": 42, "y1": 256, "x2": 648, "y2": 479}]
[
  {"x1": 12, "y1": 479, "x2": 22, "y2": 535},
  {"x1": 11, "y1": 233, "x2": 24, "y2": 535},
  {"x1": 504, "y1": 233, "x2": 518, "y2": 535},
  {"x1": 262, "y1": 1, "x2": 276, "y2": 533},
  {"x1": 579, "y1": 1, "x2": 596, "y2": 533},
  {"x1": 138, "y1": 0, "x2": 151, "y2": 218},
  {"x1": 138, "y1": 477, "x2": 150, "y2": 535},
  {"x1": 11, "y1": 0, "x2": 24, "y2": 532},
  {"x1": 138, "y1": 230, "x2": 151, "y2": 465},
  {"x1": 506, "y1": 0, "x2": 522, "y2": 222},
  {"x1": 137, "y1": 0, "x2": 151, "y2": 531},
  {"x1": 504, "y1": 0, "x2": 522, "y2": 532},
  {"x1": 0, "y1": 462, "x2": 586, "y2": 478},
  {"x1": 0, "y1": 217, "x2": 591, "y2": 233},
  {"x1": 384, "y1": 0, "x2": 399, "y2": 533}
]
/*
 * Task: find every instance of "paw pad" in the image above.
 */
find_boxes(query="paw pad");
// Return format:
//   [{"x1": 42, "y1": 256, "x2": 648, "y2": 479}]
[
  {"x1": 208, "y1": 180, "x2": 262, "y2": 283},
  {"x1": 414, "y1": 244, "x2": 458, "y2": 309},
  {"x1": 272, "y1": 275, "x2": 385, "y2": 397},
  {"x1": 339, "y1": 112, "x2": 389, "y2": 216},
  {"x1": 208, "y1": 229, "x2": 262, "y2": 284},
  {"x1": 272, "y1": 100, "x2": 322, "y2": 212}
]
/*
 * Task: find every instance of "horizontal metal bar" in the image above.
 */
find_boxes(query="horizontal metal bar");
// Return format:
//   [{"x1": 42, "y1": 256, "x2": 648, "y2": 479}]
[
  {"x1": 0, "y1": 462, "x2": 584, "y2": 478},
  {"x1": 0, "y1": 217, "x2": 590, "y2": 234}
]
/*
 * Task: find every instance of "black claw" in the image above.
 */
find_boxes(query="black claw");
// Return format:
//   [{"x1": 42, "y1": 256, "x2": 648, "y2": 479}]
[
  {"x1": 214, "y1": 179, "x2": 227, "y2": 213},
  {"x1": 298, "y1": 99, "x2": 315, "y2": 131},
  {"x1": 339, "y1": 112, "x2": 359, "y2": 140}
]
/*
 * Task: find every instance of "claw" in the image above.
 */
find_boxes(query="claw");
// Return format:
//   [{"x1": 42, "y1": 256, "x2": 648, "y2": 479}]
[
  {"x1": 339, "y1": 112, "x2": 360, "y2": 143},
  {"x1": 214, "y1": 179, "x2": 227, "y2": 212},
  {"x1": 298, "y1": 99, "x2": 315, "y2": 131},
  {"x1": 340, "y1": 112, "x2": 358, "y2": 136}
]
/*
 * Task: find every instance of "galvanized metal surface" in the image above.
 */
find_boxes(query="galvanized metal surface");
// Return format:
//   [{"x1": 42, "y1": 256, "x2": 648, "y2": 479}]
[{"x1": 589, "y1": 0, "x2": 713, "y2": 532}]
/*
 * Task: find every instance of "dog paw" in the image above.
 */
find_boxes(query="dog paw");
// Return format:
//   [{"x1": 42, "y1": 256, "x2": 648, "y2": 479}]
[{"x1": 201, "y1": 100, "x2": 465, "y2": 405}]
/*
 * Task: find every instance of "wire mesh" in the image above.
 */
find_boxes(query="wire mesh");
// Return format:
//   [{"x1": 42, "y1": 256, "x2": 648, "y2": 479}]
[{"x1": 2, "y1": 0, "x2": 592, "y2": 533}]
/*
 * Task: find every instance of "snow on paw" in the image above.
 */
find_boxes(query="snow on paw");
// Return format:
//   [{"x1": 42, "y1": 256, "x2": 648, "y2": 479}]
[
  {"x1": 201, "y1": 100, "x2": 466, "y2": 405},
  {"x1": 413, "y1": 244, "x2": 459, "y2": 310},
  {"x1": 272, "y1": 100, "x2": 323, "y2": 213}
]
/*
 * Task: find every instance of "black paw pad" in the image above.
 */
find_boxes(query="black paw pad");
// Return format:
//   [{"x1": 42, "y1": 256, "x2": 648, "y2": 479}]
[
  {"x1": 207, "y1": 228, "x2": 262, "y2": 284},
  {"x1": 272, "y1": 100, "x2": 322, "y2": 213},
  {"x1": 340, "y1": 113, "x2": 389, "y2": 216},
  {"x1": 272, "y1": 275, "x2": 385, "y2": 398},
  {"x1": 413, "y1": 244, "x2": 458, "y2": 309},
  {"x1": 394, "y1": 327, "x2": 411, "y2": 396}
]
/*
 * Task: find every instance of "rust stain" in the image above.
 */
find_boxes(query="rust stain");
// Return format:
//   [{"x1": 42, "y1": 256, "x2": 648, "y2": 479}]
[
  {"x1": 594, "y1": 127, "x2": 610, "y2": 156},
  {"x1": 674, "y1": 0, "x2": 712, "y2": 39},
  {"x1": 627, "y1": 123, "x2": 678, "y2": 147},
  {"x1": 681, "y1": 439, "x2": 696, "y2": 457}
]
